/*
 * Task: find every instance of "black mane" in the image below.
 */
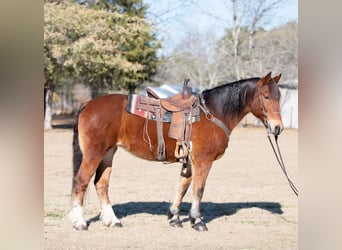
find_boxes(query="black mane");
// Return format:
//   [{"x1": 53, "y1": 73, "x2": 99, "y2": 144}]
[{"x1": 202, "y1": 77, "x2": 260, "y2": 119}]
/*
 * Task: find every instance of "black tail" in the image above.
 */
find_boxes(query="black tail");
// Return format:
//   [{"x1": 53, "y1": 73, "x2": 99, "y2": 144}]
[{"x1": 72, "y1": 106, "x2": 85, "y2": 191}]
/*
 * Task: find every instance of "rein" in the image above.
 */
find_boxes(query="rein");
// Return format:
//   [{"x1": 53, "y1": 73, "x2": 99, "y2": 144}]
[
  {"x1": 257, "y1": 85, "x2": 298, "y2": 196},
  {"x1": 198, "y1": 92, "x2": 230, "y2": 141},
  {"x1": 267, "y1": 133, "x2": 298, "y2": 196}
]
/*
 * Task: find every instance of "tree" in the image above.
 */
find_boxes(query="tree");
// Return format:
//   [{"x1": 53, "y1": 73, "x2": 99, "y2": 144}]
[
  {"x1": 45, "y1": 2, "x2": 158, "y2": 91},
  {"x1": 44, "y1": 1, "x2": 160, "y2": 128},
  {"x1": 73, "y1": 0, "x2": 160, "y2": 93},
  {"x1": 77, "y1": 0, "x2": 146, "y2": 17},
  {"x1": 152, "y1": 21, "x2": 297, "y2": 92},
  {"x1": 243, "y1": 0, "x2": 283, "y2": 55},
  {"x1": 254, "y1": 21, "x2": 297, "y2": 81},
  {"x1": 149, "y1": 0, "x2": 291, "y2": 90},
  {"x1": 152, "y1": 31, "x2": 221, "y2": 89},
  {"x1": 216, "y1": 21, "x2": 297, "y2": 83},
  {"x1": 218, "y1": 0, "x2": 284, "y2": 80}
]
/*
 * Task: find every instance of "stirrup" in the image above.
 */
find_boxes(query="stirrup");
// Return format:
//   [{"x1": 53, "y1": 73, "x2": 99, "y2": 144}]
[{"x1": 174, "y1": 141, "x2": 189, "y2": 159}]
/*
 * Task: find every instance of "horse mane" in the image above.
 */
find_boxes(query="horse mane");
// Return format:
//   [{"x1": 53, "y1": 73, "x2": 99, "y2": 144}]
[{"x1": 202, "y1": 77, "x2": 260, "y2": 118}]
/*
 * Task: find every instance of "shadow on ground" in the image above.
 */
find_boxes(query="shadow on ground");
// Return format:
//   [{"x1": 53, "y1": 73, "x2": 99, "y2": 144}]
[
  {"x1": 51, "y1": 115, "x2": 75, "y2": 129},
  {"x1": 52, "y1": 124, "x2": 74, "y2": 129},
  {"x1": 87, "y1": 201, "x2": 282, "y2": 225}
]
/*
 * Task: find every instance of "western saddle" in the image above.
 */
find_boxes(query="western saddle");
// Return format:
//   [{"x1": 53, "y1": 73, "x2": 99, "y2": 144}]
[{"x1": 127, "y1": 79, "x2": 200, "y2": 161}]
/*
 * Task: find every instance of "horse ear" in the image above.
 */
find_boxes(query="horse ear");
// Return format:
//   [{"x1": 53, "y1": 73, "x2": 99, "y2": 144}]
[
  {"x1": 257, "y1": 71, "x2": 272, "y2": 87},
  {"x1": 264, "y1": 71, "x2": 272, "y2": 81},
  {"x1": 273, "y1": 73, "x2": 282, "y2": 84}
]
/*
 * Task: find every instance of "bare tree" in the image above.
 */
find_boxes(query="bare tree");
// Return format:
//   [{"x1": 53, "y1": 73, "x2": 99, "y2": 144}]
[
  {"x1": 248, "y1": 21, "x2": 298, "y2": 81},
  {"x1": 231, "y1": 0, "x2": 242, "y2": 79},
  {"x1": 148, "y1": 0, "x2": 296, "y2": 91},
  {"x1": 44, "y1": 88, "x2": 53, "y2": 130},
  {"x1": 244, "y1": 0, "x2": 283, "y2": 55},
  {"x1": 222, "y1": 0, "x2": 284, "y2": 80},
  {"x1": 152, "y1": 31, "x2": 221, "y2": 89}
]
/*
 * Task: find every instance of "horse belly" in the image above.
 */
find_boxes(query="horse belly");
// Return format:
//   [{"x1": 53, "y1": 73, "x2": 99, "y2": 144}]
[{"x1": 118, "y1": 112, "x2": 178, "y2": 162}]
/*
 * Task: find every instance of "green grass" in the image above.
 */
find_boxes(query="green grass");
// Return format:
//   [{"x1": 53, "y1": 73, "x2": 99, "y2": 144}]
[{"x1": 44, "y1": 211, "x2": 64, "y2": 219}]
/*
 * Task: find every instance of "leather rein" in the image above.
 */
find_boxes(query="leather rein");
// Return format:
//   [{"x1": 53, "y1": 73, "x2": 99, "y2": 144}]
[
  {"x1": 267, "y1": 133, "x2": 298, "y2": 196},
  {"x1": 258, "y1": 86, "x2": 299, "y2": 196}
]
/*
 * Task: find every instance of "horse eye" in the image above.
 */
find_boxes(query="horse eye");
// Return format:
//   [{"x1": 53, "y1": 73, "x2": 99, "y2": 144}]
[{"x1": 264, "y1": 95, "x2": 270, "y2": 100}]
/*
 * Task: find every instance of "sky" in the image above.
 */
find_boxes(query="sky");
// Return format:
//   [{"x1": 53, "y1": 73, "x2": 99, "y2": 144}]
[{"x1": 144, "y1": 0, "x2": 298, "y2": 55}]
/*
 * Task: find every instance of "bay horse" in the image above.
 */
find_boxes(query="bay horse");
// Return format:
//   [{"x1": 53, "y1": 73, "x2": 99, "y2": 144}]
[{"x1": 69, "y1": 72, "x2": 284, "y2": 231}]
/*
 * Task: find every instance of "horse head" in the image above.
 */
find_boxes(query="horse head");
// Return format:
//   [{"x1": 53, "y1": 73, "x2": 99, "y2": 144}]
[{"x1": 252, "y1": 72, "x2": 284, "y2": 136}]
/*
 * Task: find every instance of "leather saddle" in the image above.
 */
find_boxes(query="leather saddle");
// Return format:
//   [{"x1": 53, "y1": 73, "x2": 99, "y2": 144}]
[{"x1": 127, "y1": 80, "x2": 199, "y2": 161}]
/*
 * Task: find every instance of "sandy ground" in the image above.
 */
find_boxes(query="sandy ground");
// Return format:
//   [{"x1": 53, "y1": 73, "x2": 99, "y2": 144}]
[{"x1": 44, "y1": 124, "x2": 298, "y2": 249}]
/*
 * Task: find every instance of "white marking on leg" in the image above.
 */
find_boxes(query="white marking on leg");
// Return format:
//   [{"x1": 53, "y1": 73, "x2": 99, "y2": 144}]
[
  {"x1": 169, "y1": 205, "x2": 179, "y2": 216},
  {"x1": 69, "y1": 201, "x2": 87, "y2": 229},
  {"x1": 100, "y1": 204, "x2": 121, "y2": 227},
  {"x1": 190, "y1": 199, "x2": 201, "y2": 221}
]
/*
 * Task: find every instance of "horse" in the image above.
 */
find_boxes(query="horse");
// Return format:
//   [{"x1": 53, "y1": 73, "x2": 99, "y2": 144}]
[{"x1": 69, "y1": 72, "x2": 284, "y2": 231}]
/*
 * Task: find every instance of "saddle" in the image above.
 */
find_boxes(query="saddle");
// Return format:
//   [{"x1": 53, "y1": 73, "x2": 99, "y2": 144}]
[{"x1": 127, "y1": 80, "x2": 200, "y2": 161}]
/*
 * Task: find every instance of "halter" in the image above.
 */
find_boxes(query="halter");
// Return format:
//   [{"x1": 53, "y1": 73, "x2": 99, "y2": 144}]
[
  {"x1": 257, "y1": 84, "x2": 298, "y2": 196},
  {"x1": 257, "y1": 84, "x2": 281, "y2": 132}
]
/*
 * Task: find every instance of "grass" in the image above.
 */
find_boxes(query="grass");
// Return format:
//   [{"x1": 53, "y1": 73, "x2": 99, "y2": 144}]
[{"x1": 44, "y1": 210, "x2": 64, "y2": 219}]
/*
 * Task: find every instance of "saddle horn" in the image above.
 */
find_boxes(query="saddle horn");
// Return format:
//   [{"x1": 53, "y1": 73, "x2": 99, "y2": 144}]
[{"x1": 182, "y1": 79, "x2": 192, "y2": 99}]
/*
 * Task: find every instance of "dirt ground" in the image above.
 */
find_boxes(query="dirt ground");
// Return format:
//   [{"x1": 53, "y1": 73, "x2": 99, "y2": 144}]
[{"x1": 44, "y1": 119, "x2": 298, "y2": 249}]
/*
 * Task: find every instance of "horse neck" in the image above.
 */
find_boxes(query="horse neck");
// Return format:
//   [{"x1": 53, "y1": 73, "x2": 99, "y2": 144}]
[{"x1": 202, "y1": 79, "x2": 258, "y2": 132}]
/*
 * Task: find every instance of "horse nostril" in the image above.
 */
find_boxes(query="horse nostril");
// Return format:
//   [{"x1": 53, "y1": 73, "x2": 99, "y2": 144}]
[{"x1": 274, "y1": 125, "x2": 280, "y2": 135}]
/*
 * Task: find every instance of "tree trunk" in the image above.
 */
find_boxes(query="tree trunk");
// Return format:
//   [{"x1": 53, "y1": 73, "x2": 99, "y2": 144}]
[
  {"x1": 248, "y1": 30, "x2": 255, "y2": 56},
  {"x1": 128, "y1": 83, "x2": 137, "y2": 94},
  {"x1": 231, "y1": 0, "x2": 241, "y2": 80},
  {"x1": 44, "y1": 89, "x2": 53, "y2": 130}
]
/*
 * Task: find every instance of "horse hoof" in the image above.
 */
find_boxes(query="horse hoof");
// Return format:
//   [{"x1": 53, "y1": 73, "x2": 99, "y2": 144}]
[
  {"x1": 169, "y1": 219, "x2": 183, "y2": 228},
  {"x1": 192, "y1": 221, "x2": 208, "y2": 232},
  {"x1": 167, "y1": 210, "x2": 174, "y2": 220},
  {"x1": 113, "y1": 222, "x2": 123, "y2": 228}
]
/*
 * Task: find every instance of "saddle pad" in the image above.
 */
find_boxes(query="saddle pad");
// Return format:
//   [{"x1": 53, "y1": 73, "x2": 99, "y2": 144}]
[
  {"x1": 127, "y1": 94, "x2": 171, "y2": 121},
  {"x1": 126, "y1": 94, "x2": 200, "y2": 123}
]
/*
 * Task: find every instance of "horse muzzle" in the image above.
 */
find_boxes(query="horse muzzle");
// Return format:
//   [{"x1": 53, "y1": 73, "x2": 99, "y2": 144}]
[{"x1": 267, "y1": 120, "x2": 284, "y2": 136}]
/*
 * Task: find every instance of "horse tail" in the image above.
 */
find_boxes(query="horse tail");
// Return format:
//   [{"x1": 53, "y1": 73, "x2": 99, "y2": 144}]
[{"x1": 72, "y1": 105, "x2": 85, "y2": 191}]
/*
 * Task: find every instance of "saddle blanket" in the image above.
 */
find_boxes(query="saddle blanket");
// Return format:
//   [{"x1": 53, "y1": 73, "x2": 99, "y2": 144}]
[{"x1": 126, "y1": 94, "x2": 200, "y2": 123}]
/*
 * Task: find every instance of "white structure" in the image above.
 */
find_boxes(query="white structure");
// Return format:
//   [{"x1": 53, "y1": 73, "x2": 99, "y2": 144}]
[{"x1": 280, "y1": 87, "x2": 298, "y2": 129}]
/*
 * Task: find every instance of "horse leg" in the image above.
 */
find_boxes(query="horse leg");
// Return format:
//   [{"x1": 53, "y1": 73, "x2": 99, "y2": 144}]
[
  {"x1": 94, "y1": 147, "x2": 122, "y2": 227},
  {"x1": 69, "y1": 155, "x2": 102, "y2": 230},
  {"x1": 189, "y1": 160, "x2": 213, "y2": 231},
  {"x1": 168, "y1": 160, "x2": 192, "y2": 228}
]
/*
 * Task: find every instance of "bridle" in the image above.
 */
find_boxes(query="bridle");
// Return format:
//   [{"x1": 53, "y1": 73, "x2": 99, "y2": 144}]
[
  {"x1": 257, "y1": 84, "x2": 299, "y2": 196},
  {"x1": 257, "y1": 84, "x2": 281, "y2": 131}
]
